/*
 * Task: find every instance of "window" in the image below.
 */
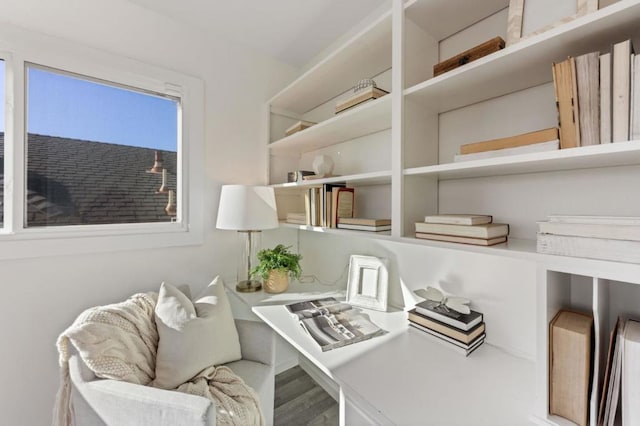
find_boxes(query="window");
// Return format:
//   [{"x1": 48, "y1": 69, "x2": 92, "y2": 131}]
[
  {"x1": 0, "y1": 34, "x2": 205, "y2": 258},
  {"x1": 25, "y1": 65, "x2": 179, "y2": 227}
]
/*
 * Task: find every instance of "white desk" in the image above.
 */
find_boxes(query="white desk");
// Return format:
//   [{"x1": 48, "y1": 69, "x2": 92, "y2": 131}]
[{"x1": 230, "y1": 283, "x2": 536, "y2": 425}]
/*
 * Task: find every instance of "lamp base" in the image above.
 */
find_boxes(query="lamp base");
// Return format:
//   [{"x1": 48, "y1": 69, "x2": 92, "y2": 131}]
[{"x1": 236, "y1": 280, "x2": 262, "y2": 293}]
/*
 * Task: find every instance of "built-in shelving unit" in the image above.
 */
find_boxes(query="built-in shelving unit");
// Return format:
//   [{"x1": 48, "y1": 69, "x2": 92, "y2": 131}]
[{"x1": 265, "y1": 1, "x2": 640, "y2": 423}]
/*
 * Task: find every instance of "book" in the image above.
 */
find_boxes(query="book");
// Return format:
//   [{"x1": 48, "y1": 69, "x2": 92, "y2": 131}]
[
  {"x1": 598, "y1": 318, "x2": 622, "y2": 426},
  {"x1": 538, "y1": 220, "x2": 640, "y2": 241},
  {"x1": 600, "y1": 53, "x2": 612, "y2": 144},
  {"x1": 415, "y1": 233, "x2": 507, "y2": 246},
  {"x1": 321, "y1": 183, "x2": 346, "y2": 227},
  {"x1": 337, "y1": 224, "x2": 391, "y2": 232},
  {"x1": 414, "y1": 222, "x2": 509, "y2": 239},
  {"x1": 423, "y1": 214, "x2": 492, "y2": 226},
  {"x1": 602, "y1": 318, "x2": 626, "y2": 426},
  {"x1": 454, "y1": 139, "x2": 559, "y2": 162},
  {"x1": 632, "y1": 54, "x2": 640, "y2": 140},
  {"x1": 414, "y1": 299, "x2": 483, "y2": 332},
  {"x1": 537, "y1": 233, "x2": 640, "y2": 264},
  {"x1": 335, "y1": 86, "x2": 389, "y2": 114},
  {"x1": 549, "y1": 310, "x2": 593, "y2": 426},
  {"x1": 622, "y1": 319, "x2": 640, "y2": 425},
  {"x1": 407, "y1": 309, "x2": 485, "y2": 343},
  {"x1": 547, "y1": 215, "x2": 640, "y2": 226},
  {"x1": 285, "y1": 120, "x2": 316, "y2": 137},
  {"x1": 553, "y1": 57, "x2": 581, "y2": 148},
  {"x1": 334, "y1": 187, "x2": 354, "y2": 226},
  {"x1": 338, "y1": 218, "x2": 391, "y2": 226},
  {"x1": 459, "y1": 127, "x2": 559, "y2": 155},
  {"x1": 433, "y1": 36, "x2": 505, "y2": 77},
  {"x1": 612, "y1": 39, "x2": 633, "y2": 142},
  {"x1": 575, "y1": 51, "x2": 600, "y2": 146},
  {"x1": 408, "y1": 323, "x2": 485, "y2": 356},
  {"x1": 285, "y1": 297, "x2": 386, "y2": 352},
  {"x1": 408, "y1": 320, "x2": 485, "y2": 349}
]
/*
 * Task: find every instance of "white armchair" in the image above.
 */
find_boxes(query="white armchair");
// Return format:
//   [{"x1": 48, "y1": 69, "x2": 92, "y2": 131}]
[{"x1": 68, "y1": 319, "x2": 275, "y2": 426}]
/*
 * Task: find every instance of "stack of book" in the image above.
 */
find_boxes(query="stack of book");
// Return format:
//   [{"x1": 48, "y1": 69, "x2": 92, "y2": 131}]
[
  {"x1": 454, "y1": 127, "x2": 559, "y2": 162},
  {"x1": 304, "y1": 184, "x2": 354, "y2": 228},
  {"x1": 284, "y1": 120, "x2": 316, "y2": 137},
  {"x1": 408, "y1": 299, "x2": 485, "y2": 356},
  {"x1": 415, "y1": 214, "x2": 509, "y2": 246},
  {"x1": 337, "y1": 218, "x2": 391, "y2": 232},
  {"x1": 285, "y1": 212, "x2": 306, "y2": 225},
  {"x1": 537, "y1": 215, "x2": 640, "y2": 264},
  {"x1": 335, "y1": 86, "x2": 389, "y2": 114},
  {"x1": 552, "y1": 39, "x2": 640, "y2": 148}
]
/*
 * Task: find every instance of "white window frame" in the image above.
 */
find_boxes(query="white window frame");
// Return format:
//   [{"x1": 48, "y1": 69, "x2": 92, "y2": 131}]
[{"x1": 0, "y1": 29, "x2": 204, "y2": 259}]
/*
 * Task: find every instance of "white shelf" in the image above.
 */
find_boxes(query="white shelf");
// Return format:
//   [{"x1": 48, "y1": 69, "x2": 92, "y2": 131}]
[
  {"x1": 399, "y1": 236, "x2": 539, "y2": 260},
  {"x1": 268, "y1": 95, "x2": 392, "y2": 155},
  {"x1": 405, "y1": 0, "x2": 509, "y2": 40},
  {"x1": 405, "y1": 0, "x2": 640, "y2": 113},
  {"x1": 404, "y1": 140, "x2": 640, "y2": 180},
  {"x1": 272, "y1": 170, "x2": 392, "y2": 189},
  {"x1": 268, "y1": 10, "x2": 392, "y2": 114}
]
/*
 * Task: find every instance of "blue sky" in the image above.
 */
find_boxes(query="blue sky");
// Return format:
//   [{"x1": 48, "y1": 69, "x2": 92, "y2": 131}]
[{"x1": 0, "y1": 63, "x2": 177, "y2": 152}]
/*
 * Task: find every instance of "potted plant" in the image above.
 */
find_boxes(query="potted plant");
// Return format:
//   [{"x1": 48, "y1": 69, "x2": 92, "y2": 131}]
[{"x1": 250, "y1": 244, "x2": 302, "y2": 294}]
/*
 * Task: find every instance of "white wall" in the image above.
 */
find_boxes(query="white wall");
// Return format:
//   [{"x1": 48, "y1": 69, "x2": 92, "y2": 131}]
[{"x1": 0, "y1": 0, "x2": 296, "y2": 424}]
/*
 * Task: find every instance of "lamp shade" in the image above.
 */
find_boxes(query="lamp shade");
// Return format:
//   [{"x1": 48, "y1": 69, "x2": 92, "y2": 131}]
[{"x1": 216, "y1": 185, "x2": 279, "y2": 231}]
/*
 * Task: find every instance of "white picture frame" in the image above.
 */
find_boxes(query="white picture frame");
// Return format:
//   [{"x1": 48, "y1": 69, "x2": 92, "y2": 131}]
[{"x1": 346, "y1": 255, "x2": 388, "y2": 312}]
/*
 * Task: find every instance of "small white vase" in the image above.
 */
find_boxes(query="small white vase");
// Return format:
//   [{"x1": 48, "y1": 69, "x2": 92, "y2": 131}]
[{"x1": 312, "y1": 155, "x2": 334, "y2": 177}]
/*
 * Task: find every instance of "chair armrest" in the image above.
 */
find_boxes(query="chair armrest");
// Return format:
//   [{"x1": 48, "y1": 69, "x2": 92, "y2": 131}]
[
  {"x1": 235, "y1": 319, "x2": 275, "y2": 366},
  {"x1": 69, "y1": 355, "x2": 216, "y2": 426}
]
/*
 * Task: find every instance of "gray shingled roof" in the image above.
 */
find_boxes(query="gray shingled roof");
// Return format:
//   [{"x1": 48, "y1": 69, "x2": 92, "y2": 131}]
[{"x1": 0, "y1": 132, "x2": 177, "y2": 227}]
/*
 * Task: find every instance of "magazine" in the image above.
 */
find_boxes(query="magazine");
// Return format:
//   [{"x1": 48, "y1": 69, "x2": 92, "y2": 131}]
[{"x1": 286, "y1": 297, "x2": 387, "y2": 352}]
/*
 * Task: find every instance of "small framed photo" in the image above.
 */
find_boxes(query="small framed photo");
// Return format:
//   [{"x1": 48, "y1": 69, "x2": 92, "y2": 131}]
[{"x1": 346, "y1": 255, "x2": 389, "y2": 312}]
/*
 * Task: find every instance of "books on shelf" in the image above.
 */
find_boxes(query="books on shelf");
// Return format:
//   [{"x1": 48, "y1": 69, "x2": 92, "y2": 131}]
[
  {"x1": 333, "y1": 187, "x2": 354, "y2": 227},
  {"x1": 600, "y1": 52, "x2": 612, "y2": 144},
  {"x1": 459, "y1": 127, "x2": 559, "y2": 155},
  {"x1": 598, "y1": 317, "x2": 623, "y2": 426},
  {"x1": 632, "y1": 54, "x2": 640, "y2": 140},
  {"x1": 553, "y1": 56, "x2": 581, "y2": 148},
  {"x1": 414, "y1": 299, "x2": 483, "y2": 332},
  {"x1": 303, "y1": 184, "x2": 348, "y2": 227},
  {"x1": 423, "y1": 214, "x2": 492, "y2": 226},
  {"x1": 537, "y1": 215, "x2": 640, "y2": 263},
  {"x1": 549, "y1": 310, "x2": 593, "y2": 426},
  {"x1": 454, "y1": 140, "x2": 559, "y2": 162},
  {"x1": 537, "y1": 233, "x2": 640, "y2": 264},
  {"x1": 285, "y1": 120, "x2": 316, "y2": 137},
  {"x1": 286, "y1": 297, "x2": 386, "y2": 352},
  {"x1": 408, "y1": 323, "x2": 485, "y2": 356},
  {"x1": 416, "y1": 233, "x2": 507, "y2": 246},
  {"x1": 575, "y1": 51, "x2": 600, "y2": 146},
  {"x1": 414, "y1": 222, "x2": 509, "y2": 239},
  {"x1": 433, "y1": 36, "x2": 505, "y2": 77},
  {"x1": 337, "y1": 218, "x2": 391, "y2": 232},
  {"x1": 335, "y1": 86, "x2": 389, "y2": 114},
  {"x1": 285, "y1": 212, "x2": 306, "y2": 225},
  {"x1": 622, "y1": 319, "x2": 640, "y2": 425}
]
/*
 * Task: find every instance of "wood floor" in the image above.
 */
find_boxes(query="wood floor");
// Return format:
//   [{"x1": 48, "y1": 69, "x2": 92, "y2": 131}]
[{"x1": 274, "y1": 366, "x2": 338, "y2": 426}]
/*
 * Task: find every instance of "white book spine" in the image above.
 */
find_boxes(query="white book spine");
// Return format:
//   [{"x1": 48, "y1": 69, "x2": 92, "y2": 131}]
[
  {"x1": 622, "y1": 320, "x2": 640, "y2": 425},
  {"x1": 537, "y1": 233, "x2": 640, "y2": 263},
  {"x1": 632, "y1": 54, "x2": 640, "y2": 140},
  {"x1": 538, "y1": 221, "x2": 640, "y2": 241},
  {"x1": 600, "y1": 53, "x2": 612, "y2": 143},
  {"x1": 547, "y1": 215, "x2": 640, "y2": 226},
  {"x1": 612, "y1": 40, "x2": 632, "y2": 142}
]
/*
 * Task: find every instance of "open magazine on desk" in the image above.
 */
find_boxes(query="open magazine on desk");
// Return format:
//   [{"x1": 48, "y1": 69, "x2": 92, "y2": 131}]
[{"x1": 286, "y1": 297, "x2": 387, "y2": 352}]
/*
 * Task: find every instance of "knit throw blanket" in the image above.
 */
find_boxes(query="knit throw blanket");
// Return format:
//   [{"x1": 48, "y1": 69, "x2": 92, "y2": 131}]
[{"x1": 54, "y1": 292, "x2": 263, "y2": 426}]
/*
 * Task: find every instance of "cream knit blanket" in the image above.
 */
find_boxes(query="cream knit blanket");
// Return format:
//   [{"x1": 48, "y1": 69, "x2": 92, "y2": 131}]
[{"x1": 54, "y1": 292, "x2": 263, "y2": 426}]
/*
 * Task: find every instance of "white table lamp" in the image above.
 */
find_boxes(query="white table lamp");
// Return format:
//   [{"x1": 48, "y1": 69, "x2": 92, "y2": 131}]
[{"x1": 216, "y1": 185, "x2": 279, "y2": 292}]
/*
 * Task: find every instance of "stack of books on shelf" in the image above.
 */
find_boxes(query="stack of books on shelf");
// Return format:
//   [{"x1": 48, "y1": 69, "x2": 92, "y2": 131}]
[
  {"x1": 285, "y1": 212, "x2": 306, "y2": 225},
  {"x1": 337, "y1": 218, "x2": 391, "y2": 232},
  {"x1": 454, "y1": 127, "x2": 559, "y2": 162},
  {"x1": 536, "y1": 215, "x2": 640, "y2": 264},
  {"x1": 335, "y1": 86, "x2": 388, "y2": 114},
  {"x1": 552, "y1": 39, "x2": 640, "y2": 148},
  {"x1": 415, "y1": 214, "x2": 509, "y2": 246},
  {"x1": 408, "y1": 299, "x2": 485, "y2": 356},
  {"x1": 284, "y1": 120, "x2": 316, "y2": 137},
  {"x1": 304, "y1": 184, "x2": 354, "y2": 228}
]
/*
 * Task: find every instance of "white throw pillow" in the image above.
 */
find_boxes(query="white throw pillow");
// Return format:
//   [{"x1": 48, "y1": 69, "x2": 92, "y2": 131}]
[{"x1": 152, "y1": 276, "x2": 241, "y2": 389}]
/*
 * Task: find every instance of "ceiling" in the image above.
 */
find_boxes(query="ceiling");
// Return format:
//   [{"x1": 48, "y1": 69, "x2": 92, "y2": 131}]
[{"x1": 126, "y1": 0, "x2": 389, "y2": 68}]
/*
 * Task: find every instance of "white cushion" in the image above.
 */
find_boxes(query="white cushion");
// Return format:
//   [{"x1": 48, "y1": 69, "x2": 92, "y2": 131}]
[{"x1": 152, "y1": 276, "x2": 241, "y2": 389}]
